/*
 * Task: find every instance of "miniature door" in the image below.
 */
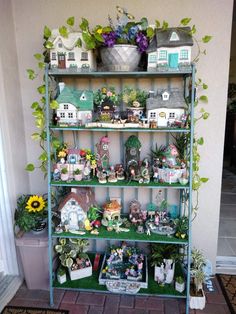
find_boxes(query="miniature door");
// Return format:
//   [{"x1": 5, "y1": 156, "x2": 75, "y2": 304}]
[
  {"x1": 58, "y1": 54, "x2": 66, "y2": 69},
  {"x1": 168, "y1": 53, "x2": 178, "y2": 69}
]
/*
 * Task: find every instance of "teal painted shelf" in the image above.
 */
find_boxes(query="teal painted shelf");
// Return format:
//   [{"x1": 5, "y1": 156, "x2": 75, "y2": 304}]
[
  {"x1": 53, "y1": 254, "x2": 186, "y2": 298},
  {"x1": 52, "y1": 224, "x2": 188, "y2": 245},
  {"x1": 51, "y1": 178, "x2": 189, "y2": 189}
]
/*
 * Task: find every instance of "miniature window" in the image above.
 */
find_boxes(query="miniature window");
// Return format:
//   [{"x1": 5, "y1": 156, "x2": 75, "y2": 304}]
[
  {"x1": 68, "y1": 112, "x2": 73, "y2": 118},
  {"x1": 159, "y1": 50, "x2": 167, "y2": 60},
  {"x1": 71, "y1": 200, "x2": 76, "y2": 205},
  {"x1": 80, "y1": 93, "x2": 87, "y2": 100},
  {"x1": 60, "y1": 112, "x2": 65, "y2": 118},
  {"x1": 170, "y1": 31, "x2": 179, "y2": 41},
  {"x1": 148, "y1": 54, "x2": 156, "y2": 63},
  {"x1": 68, "y1": 52, "x2": 75, "y2": 60},
  {"x1": 51, "y1": 52, "x2": 56, "y2": 60},
  {"x1": 162, "y1": 92, "x2": 170, "y2": 101},
  {"x1": 180, "y1": 49, "x2": 188, "y2": 60},
  {"x1": 64, "y1": 104, "x2": 69, "y2": 109},
  {"x1": 150, "y1": 112, "x2": 156, "y2": 118},
  {"x1": 81, "y1": 52, "x2": 88, "y2": 61},
  {"x1": 58, "y1": 42, "x2": 63, "y2": 48},
  {"x1": 169, "y1": 112, "x2": 175, "y2": 118}
]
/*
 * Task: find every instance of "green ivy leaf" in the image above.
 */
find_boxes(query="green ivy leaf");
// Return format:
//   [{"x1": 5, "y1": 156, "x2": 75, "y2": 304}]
[
  {"x1": 50, "y1": 100, "x2": 59, "y2": 109},
  {"x1": 36, "y1": 117, "x2": 45, "y2": 129},
  {"x1": 197, "y1": 137, "x2": 204, "y2": 145},
  {"x1": 203, "y1": 83, "x2": 208, "y2": 90},
  {"x1": 76, "y1": 38, "x2": 82, "y2": 48},
  {"x1": 155, "y1": 20, "x2": 160, "y2": 28},
  {"x1": 38, "y1": 62, "x2": 45, "y2": 70},
  {"x1": 37, "y1": 85, "x2": 46, "y2": 94},
  {"x1": 189, "y1": 25, "x2": 196, "y2": 35},
  {"x1": 180, "y1": 18, "x2": 191, "y2": 26},
  {"x1": 44, "y1": 25, "x2": 51, "y2": 39},
  {"x1": 94, "y1": 32, "x2": 104, "y2": 42},
  {"x1": 80, "y1": 18, "x2": 89, "y2": 31},
  {"x1": 31, "y1": 133, "x2": 41, "y2": 140},
  {"x1": 201, "y1": 177, "x2": 209, "y2": 183},
  {"x1": 59, "y1": 26, "x2": 68, "y2": 38},
  {"x1": 140, "y1": 17, "x2": 148, "y2": 30},
  {"x1": 45, "y1": 41, "x2": 54, "y2": 49},
  {"x1": 52, "y1": 139, "x2": 61, "y2": 149},
  {"x1": 34, "y1": 53, "x2": 43, "y2": 60},
  {"x1": 82, "y1": 32, "x2": 96, "y2": 50},
  {"x1": 25, "y1": 163, "x2": 35, "y2": 171},
  {"x1": 31, "y1": 102, "x2": 39, "y2": 109},
  {"x1": 40, "y1": 97, "x2": 46, "y2": 104},
  {"x1": 38, "y1": 152, "x2": 48, "y2": 162},
  {"x1": 147, "y1": 27, "x2": 154, "y2": 39},
  {"x1": 41, "y1": 131, "x2": 47, "y2": 140},
  {"x1": 66, "y1": 16, "x2": 75, "y2": 27},
  {"x1": 202, "y1": 35, "x2": 212, "y2": 43},
  {"x1": 203, "y1": 112, "x2": 210, "y2": 120},
  {"x1": 199, "y1": 95, "x2": 208, "y2": 103},
  {"x1": 27, "y1": 69, "x2": 36, "y2": 80},
  {"x1": 162, "y1": 20, "x2": 169, "y2": 30}
]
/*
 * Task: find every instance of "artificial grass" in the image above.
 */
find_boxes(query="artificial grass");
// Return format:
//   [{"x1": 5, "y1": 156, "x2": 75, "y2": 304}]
[
  {"x1": 54, "y1": 254, "x2": 186, "y2": 297},
  {"x1": 52, "y1": 224, "x2": 187, "y2": 244}
]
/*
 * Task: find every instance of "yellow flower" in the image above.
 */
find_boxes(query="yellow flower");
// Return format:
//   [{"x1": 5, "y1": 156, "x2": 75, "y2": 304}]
[
  {"x1": 86, "y1": 154, "x2": 91, "y2": 160},
  {"x1": 58, "y1": 150, "x2": 67, "y2": 158},
  {"x1": 26, "y1": 195, "x2": 46, "y2": 213},
  {"x1": 96, "y1": 28, "x2": 103, "y2": 34}
]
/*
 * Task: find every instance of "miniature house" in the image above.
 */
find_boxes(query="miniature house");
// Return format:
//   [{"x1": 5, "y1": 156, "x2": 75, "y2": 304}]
[
  {"x1": 147, "y1": 27, "x2": 193, "y2": 72},
  {"x1": 58, "y1": 192, "x2": 87, "y2": 230},
  {"x1": 146, "y1": 90, "x2": 185, "y2": 127},
  {"x1": 49, "y1": 29, "x2": 96, "y2": 71},
  {"x1": 96, "y1": 136, "x2": 110, "y2": 170},
  {"x1": 125, "y1": 135, "x2": 141, "y2": 169},
  {"x1": 56, "y1": 85, "x2": 94, "y2": 126}
]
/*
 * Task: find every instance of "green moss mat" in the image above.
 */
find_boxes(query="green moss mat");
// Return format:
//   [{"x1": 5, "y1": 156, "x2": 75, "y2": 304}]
[
  {"x1": 52, "y1": 225, "x2": 187, "y2": 244},
  {"x1": 54, "y1": 254, "x2": 186, "y2": 297},
  {"x1": 51, "y1": 178, "x2": 188, "y2": 189}
]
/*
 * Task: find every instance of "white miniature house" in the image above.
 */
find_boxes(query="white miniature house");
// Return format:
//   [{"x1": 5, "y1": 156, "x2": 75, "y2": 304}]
[
  {"x1": 58, "y1": 192, "x2": 87, "y2": 230},
  {"x1": 56, "y1": 84, "x2": 94, "y2": 126},
  {"x1": 146, "y1": 90, "x2": 185, "y2": 127},
  {"x1": 49, "y1": 29, "x2": 96, "y2": 71},
  {"x1": 147, "y1": 27, "x2": 193, "y2": 72}
]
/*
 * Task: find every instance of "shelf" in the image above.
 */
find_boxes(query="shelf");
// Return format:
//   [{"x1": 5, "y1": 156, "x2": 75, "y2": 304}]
[
  {"x1": 52, "y1": 224, "x2": 188, "y2": 245},
  {"x1": 48, "y1": 68, "x2": 192, "y2": 77},
  {"x1": 51, "y1": 178, "x2": 189, "y2": 189},
  {"x1": 53, "y1": 254, "x2": 186, "y2": 298},
  {"x1": 50, "y1": 125, "x2": 190, "y2": 133}
]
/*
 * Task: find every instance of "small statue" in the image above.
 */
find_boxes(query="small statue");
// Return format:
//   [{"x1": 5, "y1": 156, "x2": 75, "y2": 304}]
[
  {"x1": 97, "y1": 168, "x2": 107, "y2": 184},
  {"x1": 115, "y1": 164, "x2": 125, "y2": 180},
  {"x1": 108, "y1": 166, "x2": 117, "y2": 183},
  {"x1": 83, "y1": 160, "x2": 91, "y2": 180},
  {"x1": 129, "y1": 200, "x2": 143, "y2": 225},
  {"x1": 140, "y1": 158, "x2": 150, "y2": 183}
]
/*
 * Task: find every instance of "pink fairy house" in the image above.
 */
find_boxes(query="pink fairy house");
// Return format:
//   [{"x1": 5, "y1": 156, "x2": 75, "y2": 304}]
[{"x1": 96, "y1": 136, "x2": 110, "y2": 170}]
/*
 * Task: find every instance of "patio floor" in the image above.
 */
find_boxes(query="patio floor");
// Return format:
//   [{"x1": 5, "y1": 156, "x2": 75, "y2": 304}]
[{"x1": 7, "y1": 277, "x2": 230, "y2": 314}]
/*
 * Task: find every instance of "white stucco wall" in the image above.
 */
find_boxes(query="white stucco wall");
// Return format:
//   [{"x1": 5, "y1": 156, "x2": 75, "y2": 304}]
[{"x1": 9, "y1": 0, "x2": 233, "y2": 271}]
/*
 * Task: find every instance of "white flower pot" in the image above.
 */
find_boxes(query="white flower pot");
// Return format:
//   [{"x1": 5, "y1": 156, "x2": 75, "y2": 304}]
[
  {"x1": 74, "y1": 174, "x2": 83, "y2": 181},
  {"x1": 190, "y1": 289, "x2": 206, "y2": 310},
  {"x1": 175, "y1": 281, "x2": 185, "y2": 293},
  {"x1": 68, "y1": 263, "x2": 92, "y2": 281},
  {"x1": 57, "y1": 273, "x2": 67, "y2": 284},
  {"x1": 61, "y1": 173, "x2": 69, "y2": 181}
]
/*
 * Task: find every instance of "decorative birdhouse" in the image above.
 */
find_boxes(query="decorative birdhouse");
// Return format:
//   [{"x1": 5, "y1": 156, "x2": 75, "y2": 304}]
[
  {"x1": 125, "y1": 135, "x2": 141, "y2": 170},
  {"x1": 49, "y1": 29, "x2": 96, "y2": 71},
  {"x1": 96, "y1": 136, "x2": 110, "y2": 170},
  {"x1": 147, "y1": 27, "x2": 193, "y2": 72},
  {"x1": 56, "y1": 85, "x2": 94, "y2": 126}
]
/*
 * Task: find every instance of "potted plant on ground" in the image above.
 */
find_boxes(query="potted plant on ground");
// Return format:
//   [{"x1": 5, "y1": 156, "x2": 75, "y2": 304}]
[
  {"x1": 73, "y1": 168, "x2": 83, "y2": 181},
  {"x1": 60, "y1": 167, "x2": 69, "y2": 181},
  {"x1": 150, "y1": 243, "x2": 182, "y2": 285},
  {"x1": 14, "y1": 194, "x2": 47, "y2": 237},
  {"x1": 57, "y1": 266, "x2": 67, "y2": 284},
  {"x1": 55, "y1": 238, "x2": 92, "y2": 281},
  {"x1": 189, "y1": 248, "x2": 206, "y2": 310},
  {"x1": 175, "y1": 276, "x2": 185, "y2": 293}
]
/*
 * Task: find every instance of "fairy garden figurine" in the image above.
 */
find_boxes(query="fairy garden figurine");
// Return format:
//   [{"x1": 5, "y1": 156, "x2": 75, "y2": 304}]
[
  {"x1": 129, "y1": 200, "x2": 143, "y2": 225},
  {"x1": 107, "y1": 166, "x2": 117, "y2": 183},
  {"x1": 96, "y1": 136, "x2": 110, "y2": 170},
  {"x1": 97, "y1": 167, "x2": 107, "y2": 184},
  {"x1": 115, "y1": 163, "x2": 125, "y2": 180}
]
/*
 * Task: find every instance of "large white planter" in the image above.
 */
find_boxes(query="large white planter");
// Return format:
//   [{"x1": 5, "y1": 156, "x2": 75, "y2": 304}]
[
  {"x1": 154, "y1": 259, "x2": 175, "y2": 284},
  {"x1": 68, "y1": 265, "x2": 92, "y2": 281},
  {"x1": 190, "y1": 289, "x2": 206, "y2": 310},
  {"x1": 100, "y1": 45, "x2": 141, "y2": 72}
]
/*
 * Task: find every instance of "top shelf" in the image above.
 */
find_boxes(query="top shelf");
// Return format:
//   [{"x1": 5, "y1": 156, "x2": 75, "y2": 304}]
[{"x1": 48, "y1": 68, "x2": 193, "y2": 78}]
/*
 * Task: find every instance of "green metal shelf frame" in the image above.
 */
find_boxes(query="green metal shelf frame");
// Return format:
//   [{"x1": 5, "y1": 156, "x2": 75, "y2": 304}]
[{"x1": 46, "y1": 64, "x2": 195, "y2": 314}]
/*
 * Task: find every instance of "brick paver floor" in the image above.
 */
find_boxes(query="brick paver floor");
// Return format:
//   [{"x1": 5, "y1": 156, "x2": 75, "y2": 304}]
[{"x1": 7, "y1": 277, "x2": 231, "y2": 314}]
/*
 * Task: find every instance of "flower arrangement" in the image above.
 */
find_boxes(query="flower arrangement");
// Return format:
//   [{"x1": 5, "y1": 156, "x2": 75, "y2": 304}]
[
  {"x1": 93, "y1": 86, "x2": 118, "y2": 106},
  {"x1": 80, "y1": 6, "x2": 154, "y2": 52},
  {"x1": 14, "y1": 194, "x2": 47, "y2": 235},
  {"x1": 79, "y1": 148, "x2": 97, "y2": 174},
  {"x1": 121, "y1": 86, "x2": 149, "y2": 108}
]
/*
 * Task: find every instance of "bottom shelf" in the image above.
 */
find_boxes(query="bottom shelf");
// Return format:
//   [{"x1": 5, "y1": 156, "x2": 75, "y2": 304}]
[{"x1": 53, "y1": 254, "x2": 187, "y2": 298}]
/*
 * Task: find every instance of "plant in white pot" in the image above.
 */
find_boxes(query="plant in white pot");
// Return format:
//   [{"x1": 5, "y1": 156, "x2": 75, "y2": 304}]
[
  {"x1": 175, "y1": 276, "x2": 185, "y2": 293},
  {"x1": 73, "y1": 168, "x2": 83, "y2": 181},
  {"x1": 57, "y1": 266, "x2": 67, "y2": 284},
  {"x1": 189, "y1": 248, "x2": 206, "y2": 310},
  {"x1": 60, "y1": 167, "x2": 69, "y2": 181},
  {"x1": 151, "y1": 243, "x2": 181, "y2": 285}
]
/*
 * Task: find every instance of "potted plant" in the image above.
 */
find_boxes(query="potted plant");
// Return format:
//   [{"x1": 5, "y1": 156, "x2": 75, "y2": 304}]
[
  {"x1": 189, "y1": 248, "x2": 206, "y2": 310},
  {"x1": 55, "y1": 238, "x2": 92, "y2": 281},
  {"x1": 57, "y1": 266, "x2": 67, "y2": 284},
  {"x1": 60, "y1": 167, "x2": 69, "y2": 181},
  {"x1": 174, "y1": 216, "x2": 188, "y2": 239},
  {"x1": 150, "y1": 243, "x2": 182, "y2": 285},
  {"x1": 14, "y1": 194, "x2": 47, "y2": 237},
  {"x1": 73, "y1": 168, "x2": 83, "y2": 181},
  {"x1": 175, "y1": 276, "x2": 185, "y2": 293},
  {"x1": 79, "y1": 6, "x2": 155, "y2": 71}
]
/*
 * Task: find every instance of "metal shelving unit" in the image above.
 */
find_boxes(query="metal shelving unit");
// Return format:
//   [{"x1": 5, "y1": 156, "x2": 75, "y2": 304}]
[{"x1": 45, "y1": 64, "x2": 195, "y2": 314}]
